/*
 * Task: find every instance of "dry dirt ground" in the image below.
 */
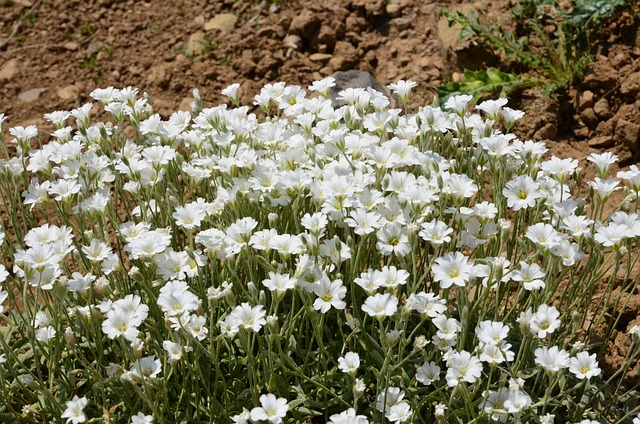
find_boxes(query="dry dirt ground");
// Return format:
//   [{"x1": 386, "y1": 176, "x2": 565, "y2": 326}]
[{"x1": 1, "y1": 0, "x2": 640, "y2": 382}]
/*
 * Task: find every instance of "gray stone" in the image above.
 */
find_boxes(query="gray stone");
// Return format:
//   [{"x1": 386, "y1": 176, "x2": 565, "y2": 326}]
[
  {"x1": 204, "y1": 13, "x2": 237, "y2": 32},
  {"x1": 19, "y1": 88, "x2": 45, "y2": 103},
  {"x1": 330, "y1": 70, "x2": 388, "y2": 107},
  {"x1": 0, "y1": 59, "x2": 20, "y2": 82}
]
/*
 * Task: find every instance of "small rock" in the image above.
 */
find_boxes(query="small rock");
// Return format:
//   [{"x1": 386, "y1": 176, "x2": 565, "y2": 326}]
[
  {"x1": 533, "y1": 123, "x2": 558, "y2": 140},
  {"x1": 204, "y1": 13, "x2": 237, "y2": 32},
  {"x1": 0, "y1": 58, "x2": 20, "y2": 82},
  {"x1": 621, "y1": 72, "x2": 640, "y2": 97},
  {"x1": 186, "y1": 32, "x2": 207, "y2": 56},
  {"x1": 283, "y1": 34, "x2": 303, "y2": 51},
  {"x1": 596, "y1": 119, "x2": 615, "y2": 136},
  {"x1": 593, "y1": 98, "x2": 611, "y2": 119},
  {"x1": 328, "y1": 41, "x2": 359, "y2": 71},
  {"x1": 588, "y1": 135, "x2": 614, "y2": 148},
  {"x1": 578, "y1": 90, "x2": 594, "y2": 109},
  {"x1": 316, "y1": 25, "x2": 337, "y2": 50},
  {"x1": 19, "y1": 88, "x2": 45, "y2": 103},
  {"x1": 574, "y1": 127, "x2": 590, "y2": 138},
  {"x1": 289, "y1": 10, "x2": 320, "y2": 39},
  {"x1": 386, "y1": 3, "x2": 402, "y2": 17},
  {"x1": 57, "y1": 85, "x2": 80, "y2": 102},
  {"x1": 309, "y1": 53, "x2": 333, "y2": 63},
  {"x1": 257, "y1": 26, "x2": 285, "y2": 39},
  {"x1": 580, "y1": 108, "x2": 598, "y2": 128},
  {"x1": 63, "y1": 41, "x2": 79, "y2": 51},
  {"x1": 86, "y1": 41, "x2": 104, "y2": 57},
  {"x1": 615, "y1": 119, "x2": 640, "y2": 150},
  {"x1": 269, "y1": 3, "x2": 280, "y2": 13},
  {"x1": 346, "y1": 15, "x2": 366, "y2": 33},
  {"x1": 330, "y1": 70, "x2": 388, "y2": 107},
  {"x1": 393, "y1": 18, "x2": 412, "y2": 32},
  {"x1": 146, "y1": 65, "x2": 169, "y2": 88},
  {"x1": 193, "y1": 15, "x2": 205, "y2": 26}
]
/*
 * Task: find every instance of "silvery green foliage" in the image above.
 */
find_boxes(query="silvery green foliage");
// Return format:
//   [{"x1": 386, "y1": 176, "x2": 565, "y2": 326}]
[{"x1": 0, "y1": 81, "x2": 639, "y2": 423}]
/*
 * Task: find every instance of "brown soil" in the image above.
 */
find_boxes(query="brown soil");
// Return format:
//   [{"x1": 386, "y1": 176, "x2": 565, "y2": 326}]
[{"x1": 1, "y1": 0, "x2": 640, "y2": 387}]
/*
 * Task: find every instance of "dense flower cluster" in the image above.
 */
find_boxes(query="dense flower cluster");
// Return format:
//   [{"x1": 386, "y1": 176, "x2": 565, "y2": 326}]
[{"x1": 0, "y1": 79, "x2": 639, "y2": 423}]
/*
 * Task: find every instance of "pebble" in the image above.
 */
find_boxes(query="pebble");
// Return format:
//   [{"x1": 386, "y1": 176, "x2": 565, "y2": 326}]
[
  {"x1": 19, "y1": 88, "x2": 45, "y2": 103},
  {"x1": 204, "y1": 13, "x2": 237, "y2": 32},
  {"x1": 0, "y1": 58, "x2": 20, "y2": 82},
  {"x1": 57, "y1": 85, "x2": 81, "y2": 102}
]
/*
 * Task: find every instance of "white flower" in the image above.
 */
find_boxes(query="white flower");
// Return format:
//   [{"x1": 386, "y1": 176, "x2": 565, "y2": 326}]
[
  {"x1": 376, "y1": 222, "x2": 411, "y2": 257},
  {"x1": 511, "y1": 262, "x2": 545, "y2": 291},
  {"x1": 313, "y1": 277, "x2": 347, "y2": 313},
  {"x1": 476, "y1": 98, "x2": 508, "y2": 119},
  {"x1": 444, "y1": 94, "x2": 473, "y2": 115},
  {"x1": 531, "y1": 304, "x2": 561, "y2": 338},
  {"x1": 569, "y1": 352, "x2": 601, "y2": 380},
  {"x1": 535, "y1": 346, "x2": 570, "y2": 373},
  {"x1": 0, "y1": 284, "x2": 8, "y2": 312},
  {"x1": 387, "y1": 79, "x2": 417, "y2": 103},
  {"x1": 503, "y1": 175, "x2": 541, "y2": 211},
  {"x1": 221, "y1": 83, "x2": 240, "y2": 103},
  {"x1": 376, "y1": 387, "x2": 405, "y2": 413},
  {"x1": 386, "y1": 401, "x2": 412, "y2": 423},
  {"x1": 327, "y1": 408, "x2": 369, "y2": 424},
  {"x1": 500, "y1": 107, "x2": 524, "y2": 128},
  {"x1": 587, "y1": 152, "x2": 618, "y2": 177},
  {"x1": 250, "y1": 394, "x2": 289, "y2": 424},
  {"x1": 419, "y1": 220, "x2": 453, "y2": 245},
  {"x1": 541, "y1": 156, "x2": 579, "y2": 183},
  {"x1": 262, "y1": 272, "x2": 296, "y2": 298},
  {"x1": 35, "y1": 326, "x2": 56, "y2": 343},
  {"x1": 61, "y1": 395, "x2": 88, "y2": 424},
  {"x1": 126, "y1": 355, "x2": 162, "y2": 381},
  {"x1": 432, "y1": 251, "x2": 474, "y2": 289},
  {"x1": 476, "y1": 321, "x2": 509, "y2": 345},
  {"x1": 445, "y1": 350, "x2": 483, "y2": 386},
  {"x1": 337, "y1": 352, "x2": 360, "y2": 375},
  {"x1": 361, "y1": 293, "x2": 398, "y2": 319},
  {"x1": 416, "y1": 361, "x2": 441, "y2": 385},
  {"x1": 131, "y1": 412, "x2": 153, "y2": 424},
  {"x1": 230, "y1": 303, "x2": 266, "y2": 332}
]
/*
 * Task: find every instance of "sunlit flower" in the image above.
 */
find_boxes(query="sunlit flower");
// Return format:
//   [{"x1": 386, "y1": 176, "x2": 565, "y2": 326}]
[
  {"x1": 361, "y1": 293, "x2": 398, "y2": 319},
  {"x1": 337, "y1": 352, "x2": 360, "y2": 375},
  {"x1": 569, "y1": 352, "x2": 601, "y2": 380},
  {"x1": 250, "y1": 394, "x2": 289, "y2": 424},
  {"x1": 61, "y1": 395, "x2": 88, "y2": 424}
]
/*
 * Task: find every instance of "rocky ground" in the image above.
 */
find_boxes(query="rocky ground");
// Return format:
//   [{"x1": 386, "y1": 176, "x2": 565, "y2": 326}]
[{"x1": 1, "y1": 0, "x2": 640, "y2": 383}]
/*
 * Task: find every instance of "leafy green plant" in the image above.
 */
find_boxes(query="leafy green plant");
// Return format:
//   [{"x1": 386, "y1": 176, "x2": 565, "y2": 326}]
[
  {"x1": 436, "y1": 67, "x2": 535, "y2": 104},
  {"x1": 439, "y1": 0, "x2": 629, "y2": 99}
]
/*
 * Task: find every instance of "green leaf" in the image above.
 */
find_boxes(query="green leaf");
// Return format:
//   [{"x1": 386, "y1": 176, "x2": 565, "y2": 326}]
[{"x1": 436, "y1": 67, "x2": 534, "y2": 104}]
